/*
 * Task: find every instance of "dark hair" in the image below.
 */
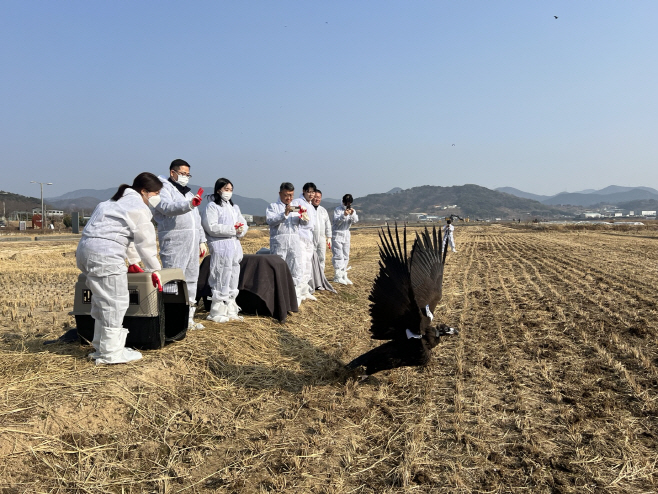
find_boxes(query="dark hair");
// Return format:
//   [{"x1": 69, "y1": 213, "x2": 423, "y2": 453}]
[
  {"x1": 342, "y1": 194, "x2": 353, "y2": 206},
  {"x1": 303, "y1": 182, "x2": 316, "y2": 193},
  {"x1": 111, "y1": 172, "x2": 162, "y2": 201},
  {"x1": 315, "y1": 189, "x2": 322, "y2": 196},
  {"x1": 446, "y1": 219, "x2": 452, "y2": 224},
  {"x1": 211, "y1": 177, "x2": 234, "y2": 206},
  {"x1": 279, "y1": 182, "x2": 295, "y2": 192},
  {"x1": 170, "y1": 159, "x2": 190, "y2": 171}
]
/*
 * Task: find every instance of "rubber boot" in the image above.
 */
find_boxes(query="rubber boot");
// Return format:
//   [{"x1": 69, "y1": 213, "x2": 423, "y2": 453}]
[
  {"x1": 227, "y1": 299, "x2": 244, "y2": 321},
  {"x1": 188, "y1": 305, "x2": 205, "y2": 330},
  {"x1": 95, "y1": 327, "x2": 142, "y2": 365},
  {"x1": 207, "y1": 300, "x2": 229, "y2": 323}
]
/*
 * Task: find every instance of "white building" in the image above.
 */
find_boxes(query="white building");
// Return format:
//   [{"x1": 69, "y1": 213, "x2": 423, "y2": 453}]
[
  {"x1": 32, "y1": 208, "x2": 64, "y2": 217},
  {"x1": 641, "y1": 210, "x2": 656, "y2": 217}
]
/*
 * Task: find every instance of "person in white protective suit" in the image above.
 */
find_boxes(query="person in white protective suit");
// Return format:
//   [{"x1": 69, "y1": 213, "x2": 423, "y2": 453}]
[
  {"x1": 201, "y1": 178, "x2": 249, "y2": 323},
  {"x1": 266, "y1": 182, "x2": 309, "y2": 306},
  {"x1": 292, "y1": 182, "x2": 317, "y2": 301},
  {"x1": 75, "y1": 172, "x2": 164, "y2": 365},
  {"x1": 311, "y1": 189, "x2": 332, "y2": 274},
  {"x1": 443, "y1": 219, "x2": 457, "y2": 253},
  {"x1": 331, "y1": 194, "x2": 359, "y2": 285},
  {"x1": 152, "y1": 159, "x2": 207, "y2": 330}
]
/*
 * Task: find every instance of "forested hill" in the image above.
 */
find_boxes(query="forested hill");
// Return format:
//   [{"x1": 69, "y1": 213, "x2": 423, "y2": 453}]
[{"x1": 353, "y1": 184, "x2": 564, "y2": 219}]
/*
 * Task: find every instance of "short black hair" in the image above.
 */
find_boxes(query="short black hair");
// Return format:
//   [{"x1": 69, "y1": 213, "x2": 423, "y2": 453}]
[
  {"x1": 170, "y1": 159, "x2": 190, "y2": 171},
  {"x1": 342, "y1": 194, "x2": 353, "y2": 205},
  {"x1": 280, "y1": 182, "x2": 295, "y2": 192},
  {"x1": 315, "y1": 189, "x2": 322, "y2": 195},
  {"x1": 303, "y1": 182, "x2": 316, "y2": 193},
  {"x1": 446, "y1": 219, "x2": 452, "y2": 224}
]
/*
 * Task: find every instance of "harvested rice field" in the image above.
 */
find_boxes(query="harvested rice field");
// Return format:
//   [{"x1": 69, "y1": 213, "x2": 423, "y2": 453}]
[{"x1": 1, "y1": 225, "x2": 658, "y2": 493}]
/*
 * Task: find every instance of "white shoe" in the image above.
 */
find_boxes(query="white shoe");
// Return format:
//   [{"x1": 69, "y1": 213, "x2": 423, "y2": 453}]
[
  {"x1": 227, "y1": 299, "x2": 244, "y2": 321},
  {"x1": 94, "y1": 327, "x2": 142, "y2": 365},
  {"x1": 333, "y1": 269, "x2": 348, "y2": 285},
  {"x1": 305, "y1": 292, "x2": 317, "y2": 301},
  {"x1": 188, "y1": 306, "x2": 205, "y2": 330},
  {"x1": 344, "y1": 276, "x2": 353, "y2": 285},
  {"x1": 207, "y1": 300, "x2": 229, "y2": 323}
]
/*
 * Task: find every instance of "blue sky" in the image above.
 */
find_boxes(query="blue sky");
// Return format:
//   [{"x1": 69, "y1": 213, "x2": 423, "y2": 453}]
[{"x1": 2, "y1": 1, "x2": 657, "y2": 201}]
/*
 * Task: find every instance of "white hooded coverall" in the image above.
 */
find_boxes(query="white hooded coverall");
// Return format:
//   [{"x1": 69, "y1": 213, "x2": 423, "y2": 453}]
[
  {"x1": 266, "y1": 199, "x2": 307, "y2": 288},
  {"x1": 293, "y1": 194, "x2": 316, "y2": 294},
  {"x1": 201, "y1": 199, "x2": 248, "y2": 303},
  {"x1": 313, "y1": 204, "x2": 332, "y2": 272},
  {"x1": 331, "y1": 205, "x2": 359, "y2": 276},
  {"x1": 152, "y1": 177, "x2": 206, "y2": 305},
  {"x1": 76, "y1": 188, "x2": 161, "y2": 364},
  {"x1": 443, "y1": 223, "x2": 456, "y2": 251}
]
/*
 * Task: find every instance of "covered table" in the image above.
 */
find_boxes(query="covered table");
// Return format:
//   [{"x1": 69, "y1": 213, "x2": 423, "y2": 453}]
[{"x1": 197, "y1": 254, "x2": 299, "y2": 322}]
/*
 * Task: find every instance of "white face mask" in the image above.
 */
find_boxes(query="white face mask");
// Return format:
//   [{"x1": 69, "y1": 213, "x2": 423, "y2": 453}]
[
  {"x1": 148, "y1": 194, "x2": 161, "y2": 208},
  {"x1": 220, "y1": 191, "x2": 233, "y2": 201},
  {"x1": 175, "y1": 174, "x2": 190, "y2": 187}
]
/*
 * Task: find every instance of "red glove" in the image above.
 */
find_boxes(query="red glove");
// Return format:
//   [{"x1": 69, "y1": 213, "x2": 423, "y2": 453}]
[
  {"x1": 191, "y1": 187, "x2": 204, "y2": 207},
  {"x1": 151, "y1": 271, "x2": 163, "y2": 292},
  {"x1": 127, "y1": 264, "x2": 144, "y2": 273}
]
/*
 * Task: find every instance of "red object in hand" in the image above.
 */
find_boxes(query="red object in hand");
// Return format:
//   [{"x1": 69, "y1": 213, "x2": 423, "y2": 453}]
[
  {"x1": 151, "y1": 272, "x2": 163, "y2": 292},
  {"x1": 127, "y1": 264, "x2": 144, "y2": 273},
  {"x1": 299, "y1": 207, "x2": 306, "y2": 213},
  {"x1": 191, "y1": 188, "x2": 204, "y2": 207},
  {"x1": 234, "y1": 222, "x2": 244, "y2": 229}
]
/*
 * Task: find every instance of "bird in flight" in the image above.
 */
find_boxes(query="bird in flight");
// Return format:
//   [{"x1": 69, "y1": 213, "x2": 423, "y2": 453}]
[
  {"x1": 554, "y1": 16, "x2": 558, "y2": 19},
  {"x1": 346, "y1": 225, "x2": 458, "y2": 376}
]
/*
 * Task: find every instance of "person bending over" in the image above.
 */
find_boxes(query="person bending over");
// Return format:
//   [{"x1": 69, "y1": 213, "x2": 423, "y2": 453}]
[{"x1": 76, "y1": 172, "x2": 163, "y2": 364}]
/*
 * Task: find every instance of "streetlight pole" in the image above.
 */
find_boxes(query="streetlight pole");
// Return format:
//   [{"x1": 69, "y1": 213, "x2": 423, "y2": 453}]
[
  {"x1": 30, "y1": 181, "x2": 53, "y2": 232},
  {"x1": 0, "y1": 191, "x2": 7, "y2": 225}
]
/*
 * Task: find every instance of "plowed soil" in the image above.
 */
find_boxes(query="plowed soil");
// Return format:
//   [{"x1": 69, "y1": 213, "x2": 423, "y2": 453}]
[{"x1": 1, "y1": 226, "x2": 657, "y2": 493}]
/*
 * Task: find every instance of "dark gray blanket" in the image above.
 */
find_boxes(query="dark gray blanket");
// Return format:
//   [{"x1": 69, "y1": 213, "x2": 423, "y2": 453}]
[{"x1": 197, "y1": 254, "x2": 299, "y2": 322}]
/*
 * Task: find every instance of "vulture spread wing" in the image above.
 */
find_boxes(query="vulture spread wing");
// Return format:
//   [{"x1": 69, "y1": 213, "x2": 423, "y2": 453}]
[
  {"x1": 368, "y1": 225, "x2": 421, "y2": 340},
  {"x1": 409, "y1": 226, "x2": 445, "y2": 313}
]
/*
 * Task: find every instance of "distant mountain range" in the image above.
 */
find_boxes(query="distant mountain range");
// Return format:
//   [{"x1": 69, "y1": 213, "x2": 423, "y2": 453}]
[
  {"x1": 46, "y1": 184, "x2": 270, "y2": 216},
  {"x1": 354, "y1": 184, "x2": 564, "y2": 219},
  {"x1": 496, "y1": 186, "x2": 658, "y2": 207},
  {"x1": 4, "y1": 183, "x2": 654, "y2": 221}
]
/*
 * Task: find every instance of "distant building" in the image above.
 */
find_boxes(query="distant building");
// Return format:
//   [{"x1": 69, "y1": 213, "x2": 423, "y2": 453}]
[
  {"x1": 243, "y1": 214, "x2": 254, "y2": 224},
  {"x1": 32, "y1": 208, "x2": 64, "y2": 217},
  {"x1": 583, "y1": 212, "x2": 602, "y2": 219},
  {"x1": 641, "y1": 210, "x2": 656, "y2": 217}
]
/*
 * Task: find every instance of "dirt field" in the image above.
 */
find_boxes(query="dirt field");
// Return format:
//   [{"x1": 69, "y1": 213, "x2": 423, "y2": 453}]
[{"x1": 1, "y1": 226, "x2": 657, "y2": 493}]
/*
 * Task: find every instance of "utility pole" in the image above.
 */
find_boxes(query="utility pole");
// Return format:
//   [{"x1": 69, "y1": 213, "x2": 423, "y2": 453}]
[
  {"x1": 0, "y1": 191, "x2": 7, "y2": 225},
  {"x1": 30, "y1": 181, "x2": 53, "y2": 232}
]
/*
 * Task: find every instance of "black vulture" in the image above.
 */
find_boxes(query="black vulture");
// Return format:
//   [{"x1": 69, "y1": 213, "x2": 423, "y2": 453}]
[{"x1": 347, "y1": 224, "x2": 458, "y2": 376}]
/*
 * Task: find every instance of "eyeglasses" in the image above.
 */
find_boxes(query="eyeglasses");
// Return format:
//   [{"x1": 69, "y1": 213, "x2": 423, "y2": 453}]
[{"x1": 176, "y1": 172, "x2": 192, "y2": 178}]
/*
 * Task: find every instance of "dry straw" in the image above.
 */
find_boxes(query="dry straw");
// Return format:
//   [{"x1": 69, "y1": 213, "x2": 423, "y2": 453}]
[{"x1": 1, "y1": 225, "x2": 658, "y2": 492}]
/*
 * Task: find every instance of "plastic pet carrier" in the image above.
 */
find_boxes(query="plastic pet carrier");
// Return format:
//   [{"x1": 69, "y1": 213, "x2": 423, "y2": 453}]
[{"x1": 71, "y1": 268, "x2": 189, "y2": 350}]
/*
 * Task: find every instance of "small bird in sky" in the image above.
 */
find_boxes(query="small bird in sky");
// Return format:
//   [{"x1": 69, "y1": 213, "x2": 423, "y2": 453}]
[
  {"x1": 554, "y1": 16, "x2": 558, "y2": 19},
  {"x1": 452, "y1": 144, "x2": 455, "y2": 146}
]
